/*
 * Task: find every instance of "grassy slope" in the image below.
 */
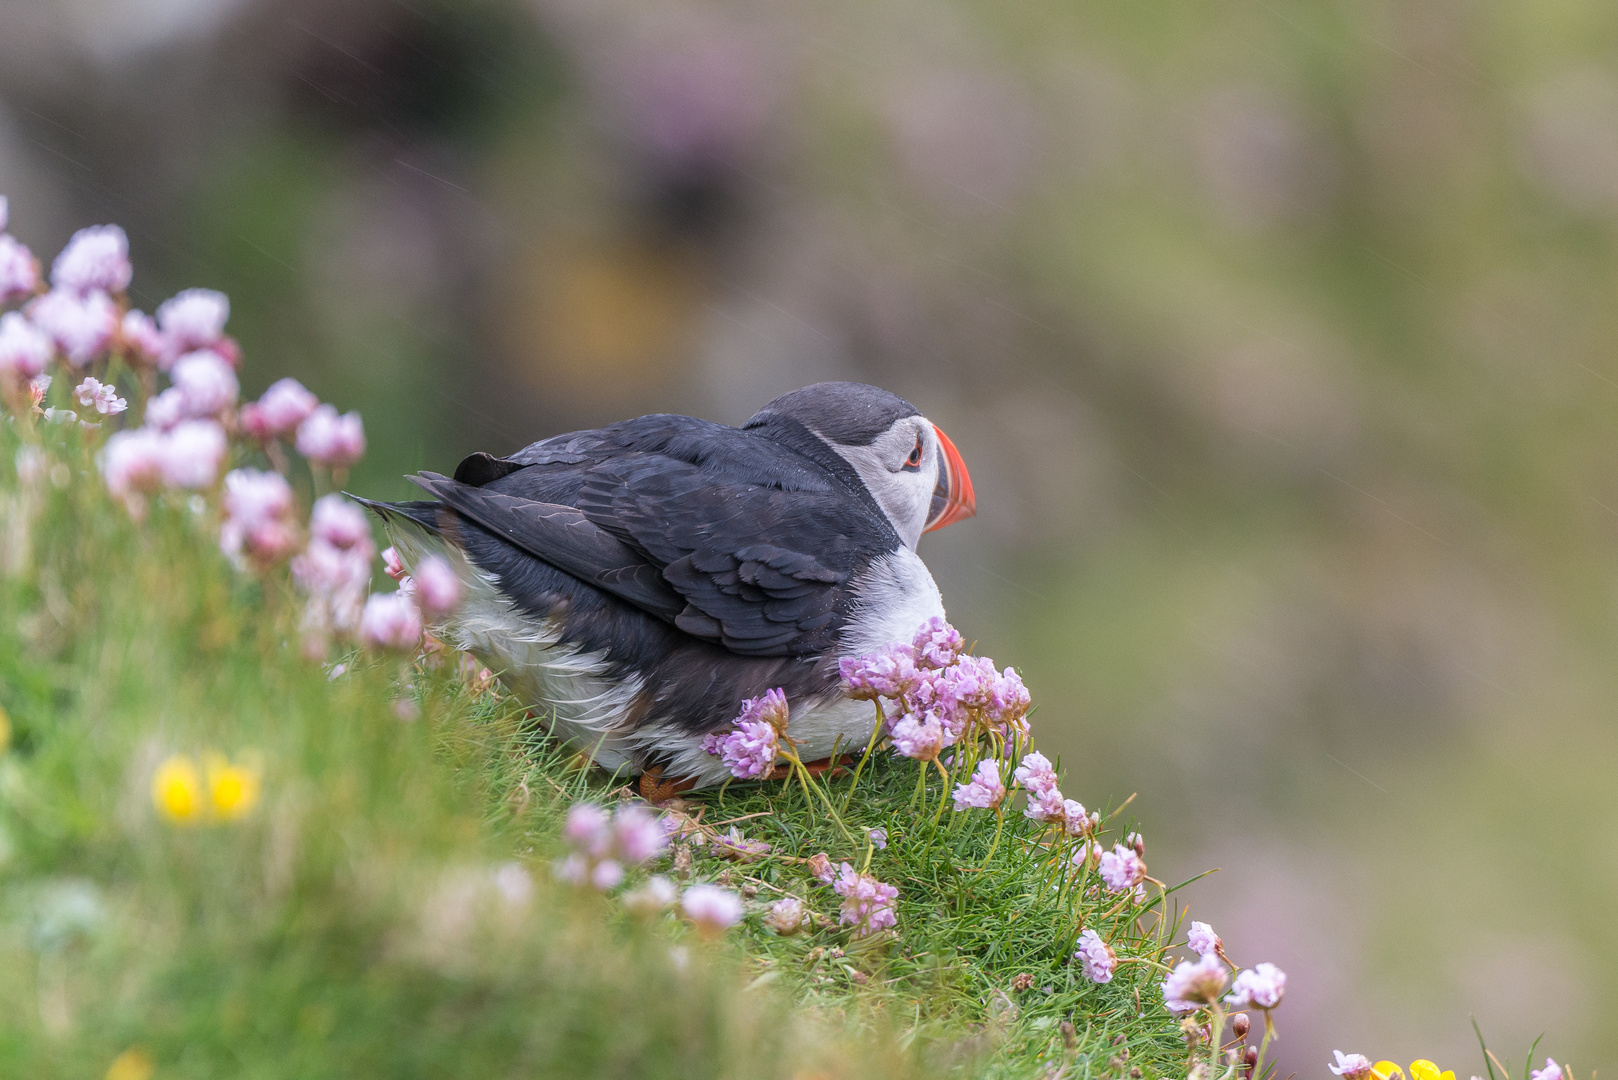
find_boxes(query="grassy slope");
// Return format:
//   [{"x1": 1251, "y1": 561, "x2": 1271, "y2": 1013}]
[{"x1": 0, "y1": 420, "x2": 1193, "y2": 1078}]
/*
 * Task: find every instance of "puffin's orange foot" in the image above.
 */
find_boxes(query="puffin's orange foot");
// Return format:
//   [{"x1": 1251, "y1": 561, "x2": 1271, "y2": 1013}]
[
  {"x1": 637, "y1": 755, "x2": 856, "y2": 802},
  {"x1": 639, "y1": 765, "x2": 699, "y2": 803}
]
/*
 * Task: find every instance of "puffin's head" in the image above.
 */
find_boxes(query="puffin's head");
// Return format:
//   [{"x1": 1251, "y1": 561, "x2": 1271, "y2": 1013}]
[{"x1": 745, "y1": 382, "x2": 975, "y2": 549}]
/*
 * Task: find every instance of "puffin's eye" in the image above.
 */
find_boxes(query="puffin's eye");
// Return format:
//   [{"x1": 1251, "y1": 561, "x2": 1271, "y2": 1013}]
[{"x1": 902, "y1": 437, "x2": 923, "y2": 471}]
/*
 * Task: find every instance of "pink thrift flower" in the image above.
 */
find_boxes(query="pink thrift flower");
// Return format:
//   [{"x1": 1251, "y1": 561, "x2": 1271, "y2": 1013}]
[
  {"x1": 411, "y1": 554, "x2": 462, "y2": 616},
  {"x1": 951, "y1": 759, "x2": 1006, "y2": 811},
  {"x1": 119, "y1": 309, "x2": 166, "y2": 366},
  {"x1": 1062, "y1": 801, "x2": 1096, "y2": 837},
  {"x1": 613, "y1": 805, "x2": 668, "y2": 864},
  {"x1": 1074, "y1": 928, "x2": 1117, "y2": 984},
  {"x1": 358, "y1": 592, "x2": 423, "y2": 651},
  {"x1": 1226, "y1": 962, "x2": 1286, "y2": 1010},
  {"x1": 158, "y1": 420, "x2": 228, "y2": 490},
  {"x1": 0, "y1": 234, "x2": 39, "y2": 303},
  {"x1": 701, "y1": 715, "x2": 779, "y2": 779},
  {"x1": 1530, "y1": 1062, "x2": 1563, "y2": 1080},
  {"x1": 1187, "y1": 920, "x2": 1221, "y2": 958},
  {"x1": 1013, "y1": 750, "x2": 1060, "y2": 799},
  {"x1": 552, "y1": 853, "x2": 589, "y2": 886},
  {"x1": 1070, "y1": 839, "x2": 1102, "y2": 871},
  {"x1": 986, "y1": 665, "x2": 1032, "y2": 736},
  {"x1": 890, "y1": 709, "x2": 945, "y2": 761},
  {"x1": 144, "y1": 388, "x2": 186, "y2": 430},
  {"x1": 701, "y1": 689, "x2": 789, "y2": 779},
  {"x1": 591, "y1": 859, "x2": 625, "y2": 890},
  {"x1": 929, "y1": 653, "x2": 996, "y2": 736},
  {"x1": 832, "y1": 862, "x2": 899, "y2": 937},
  {"x1": 29, "y1": 289, "x2": 116, "y2": 367},
  {"x1": 309, "y1": 494, "x2": 374, "y2": 554},
  {"x1": 0, "y1": 311, "x2": 52, "y2": 380},
  {"x1": 51, "y1": 225, "x2": 131, "y2": 294},
  {"x1": 73, "y1": 376, "x2": 127, "y2": 416},
  {"x1": 911, "y1": 615, "x2": 964, "y2": 669},
  {"x1": 170, "y1": 351, "x2": 239, "y2": 417},
  {"x1": 1098, "y1": 844, "x2": 1147, "y2": 893},
  {"x1": 1162, "y1": 954, "x2": 1227, "y2": 1012},
  {"x1": 220, "y1": 468, "x2": 298, "y2": 567},
  {"x1": 1331, "y1": 1053, "x2": 1374, "y2": 1080},
  {"x1": 1023, "y1": 787, "x2": 1066, "y2": 825},
  {"x1": 622, "y1": 875, "x2": 678, "y2": 916},
  {"x1": 252, "y1": 377, "x2": 319, "y2": 436},
  {"x1": 564, "y1": 803, "x2": 614, "y2": 858},
  {"x1": 296, "y1": 404, "x2": 365, "y2": 468},
  {"x1": 382, "y1": 546, "x2": 407, "y2": 581},
  {"x1": 292, "y1": 538, "x2": 371, "y2": 597},
  {"x1": 237, "y1": 402, "x2": 269, "y2": 440},
  {"x1": 839, "y1": 642, "x2": 921, "y2": 700},
  {"x1": 737, "y1": 686, "x2": 790, "y2": 731},
  {"x1": 867, "y1": 827, "x2": 888, "y2": 850},
  {"x1": 102, "y1": 427, "x2": 167, "y2": 505},
  {"x1": 157, "y1": 288, "x2": 229, "y2": 352},
  {"x1": 807, "y1": 852, "x2": 835, "y2": 883},
  {"x1": 763, "y1": 896, "x2": 807, "y2": 935},
  {"x1": 682, "y1": 884, "x2": 744, "y2": 938}
]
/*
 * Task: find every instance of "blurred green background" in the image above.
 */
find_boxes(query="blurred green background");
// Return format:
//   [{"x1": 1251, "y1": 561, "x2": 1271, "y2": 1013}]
[{"x1": 5, "y1": 0, "x2": 1617, "y2": 1067}]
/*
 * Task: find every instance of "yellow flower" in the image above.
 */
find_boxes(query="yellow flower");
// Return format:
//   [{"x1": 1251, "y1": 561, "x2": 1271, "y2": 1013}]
[
  {"x1": 106, "y1": 1046, "x2": 154, "y2": 1080},
  {"x1": 1375, "y1": 1062, "x2": 1454, "y2": 1080},
  {"x1": 203, "y1": 752, "x2": 261, "y2": 821},
  {"x1": 152, "y1": 755, "x2": 204, "y2": 824}
]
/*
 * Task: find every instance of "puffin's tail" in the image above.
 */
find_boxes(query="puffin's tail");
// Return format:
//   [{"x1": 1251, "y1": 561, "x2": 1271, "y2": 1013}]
[{"x1": 344, "y1": 494, "x2": 443, "y2": 535}]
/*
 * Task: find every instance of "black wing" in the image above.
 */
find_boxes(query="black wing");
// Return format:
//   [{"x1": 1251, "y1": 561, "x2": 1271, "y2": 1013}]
[
  {"x1": 413, "y1": 415, "x2": 896, "y2": 657},
  {"x1": 406, "y1": 472, "x2": 688, "y2": 623}
]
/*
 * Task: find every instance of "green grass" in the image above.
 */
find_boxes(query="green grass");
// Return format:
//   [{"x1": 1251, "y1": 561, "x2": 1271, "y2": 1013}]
[{"x1": 0, "y1": 416, "x2": 1202, "y2": 1078}]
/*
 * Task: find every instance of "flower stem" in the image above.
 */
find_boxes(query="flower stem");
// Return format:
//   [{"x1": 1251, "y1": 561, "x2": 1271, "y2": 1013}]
[
  {"x1": 783, "y1": 746, "x2": 858, "y2": 848},
  {"x1": 975, "y1": 807, "x2": 1006, "y2": 869},
  {"x1": 838, "y1": 701, "x2": 886, "y2": 814},
  {"x1": 1252, "y1": 1010, "x2": 1275, "y2": 1079},
  {"x1": 931, "y1": 758, "x2": 953, "y2": 828},
  {"x1": 1208, "y1": 1004, "x2": 1228, "y2": 1075}
]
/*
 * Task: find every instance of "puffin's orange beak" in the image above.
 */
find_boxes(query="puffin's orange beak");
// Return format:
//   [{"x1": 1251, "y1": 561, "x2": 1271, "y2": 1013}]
[{"x1": 924, "y1": 424, "x2": 976, "y2": 533}]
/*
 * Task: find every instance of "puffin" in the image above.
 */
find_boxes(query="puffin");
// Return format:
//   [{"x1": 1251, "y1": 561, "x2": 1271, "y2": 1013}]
[{"x1": 358, "y1": 381, "x2": 975, "y2": 792}]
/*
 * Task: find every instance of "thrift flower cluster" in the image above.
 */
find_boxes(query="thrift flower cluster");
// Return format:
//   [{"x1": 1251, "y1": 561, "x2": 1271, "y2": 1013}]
[
  {"x1": 554, "y1": 802, "x2": 669, "y2": 891},
  {"x1": 830, "y1": 860, "x2": 899, "y2": 937},
  {"x1": 699, "y1": 687, "x2": 789, "y2": 778},
  {"x1": 1157, "y1": 916, "x2": 1287, "y2": 1025},
  {"x1": 839, "y1": 615, "x2": 1030, "y2": 760},
  {"x1": 555, "y1": 800, "x2": 749, "y2": 940},
  {"x1": 1073, "y1": 928, "x2": 1117, "y2": 983},
  {"x1": 785, "y1": 848, "x2": 900, "y2": 937},
  {"x1": 0, "y1": 197, "x2": 469, "y2": 669},
  {"x1": 1012, "y1": 750, "x2": 1096, "y2": 835}
]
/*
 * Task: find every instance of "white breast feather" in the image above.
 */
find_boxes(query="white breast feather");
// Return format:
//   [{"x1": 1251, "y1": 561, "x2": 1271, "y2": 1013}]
[{"x1": 840, "y1": 548, "x2": 946, "y2": 656}]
